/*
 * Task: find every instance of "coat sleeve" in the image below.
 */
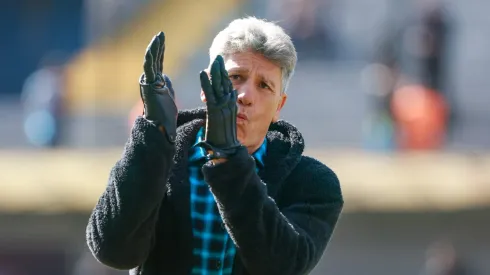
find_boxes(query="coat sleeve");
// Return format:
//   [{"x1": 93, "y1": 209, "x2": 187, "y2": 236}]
[
  {"x1": 86, "y1": 117, "x2": 175, "y2": 270},
  {"x1": 202, "y1": 147, "x2": 344, "y2": 275}
]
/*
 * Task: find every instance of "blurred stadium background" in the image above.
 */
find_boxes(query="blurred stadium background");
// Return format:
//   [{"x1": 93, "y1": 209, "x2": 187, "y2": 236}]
[{"x1": 1, "y1": 0, "x2": 489, "y2": 274}]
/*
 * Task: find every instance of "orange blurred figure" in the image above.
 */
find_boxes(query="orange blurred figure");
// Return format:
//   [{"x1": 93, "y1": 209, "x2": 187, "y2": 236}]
[{"x1": 391, "y1": 85, "x2": 448, "y2": 150}]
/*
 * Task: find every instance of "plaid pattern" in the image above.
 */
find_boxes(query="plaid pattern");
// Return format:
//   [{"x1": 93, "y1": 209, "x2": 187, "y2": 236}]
[{"x1": 188, "y1": 127, "x2": 267, "y2": 275}]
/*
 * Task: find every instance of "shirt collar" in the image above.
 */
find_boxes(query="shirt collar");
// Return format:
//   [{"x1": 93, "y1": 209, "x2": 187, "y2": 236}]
[
  {"x1": 189, "y1": 127, "x2": 267, "y2": 168},
  {"x1": 252, "y1": 136, "x2": 267, "y2": 169}
]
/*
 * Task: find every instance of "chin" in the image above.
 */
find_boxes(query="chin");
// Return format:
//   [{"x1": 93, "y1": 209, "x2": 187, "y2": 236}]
[{"x1": 237, "y1": 127, "x2": 247, "y2": 146}]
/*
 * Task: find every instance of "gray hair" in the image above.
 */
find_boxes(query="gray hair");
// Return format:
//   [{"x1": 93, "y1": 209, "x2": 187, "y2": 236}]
[{"x1": 208, "y1": 16, "x2": 297, "y2": 93}]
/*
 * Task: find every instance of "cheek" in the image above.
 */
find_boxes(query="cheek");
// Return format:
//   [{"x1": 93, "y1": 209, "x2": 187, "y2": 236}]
[
  {"x1": 252, "y1": 99, "x2": 279, "y2": 128},
  {"x1": 263, "y1": 97, "x2": 281, "y2": 116},
  {"x1": 236, "y1": 124, "x2": 247, "y2": 143}
]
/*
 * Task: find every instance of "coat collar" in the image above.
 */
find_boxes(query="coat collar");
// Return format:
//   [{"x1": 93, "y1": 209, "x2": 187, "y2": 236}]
[{"x1": 175, "y1": 107, "x2": 305, "y2": 183}]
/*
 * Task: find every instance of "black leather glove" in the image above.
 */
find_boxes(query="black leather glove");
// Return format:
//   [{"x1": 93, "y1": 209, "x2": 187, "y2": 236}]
[
  {"x1": 197, "y1": 55, "x2": 241, "y2": 159},
  {"x1": 139, "y1": 32, "x2": 178, "y2": 143}
]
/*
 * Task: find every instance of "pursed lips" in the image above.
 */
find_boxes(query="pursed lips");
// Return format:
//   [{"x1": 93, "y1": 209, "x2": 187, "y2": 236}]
[{"x1": 237, "y1": 113, "x2": 248, "y2": 121}]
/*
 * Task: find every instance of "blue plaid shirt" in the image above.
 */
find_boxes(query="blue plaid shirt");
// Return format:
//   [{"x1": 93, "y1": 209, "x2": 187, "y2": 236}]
[{"x1": 188, "y1": 127, "x2": 267, "y2": 275}]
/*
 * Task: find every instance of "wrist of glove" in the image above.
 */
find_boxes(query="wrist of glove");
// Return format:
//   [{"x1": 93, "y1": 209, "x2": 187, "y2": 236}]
[
  {"x1": 139, "y1": 74, "x2": 177, "y2": 143},
  {"x1": 196, "y1": 141, "x2": 241, "y2": 161}
]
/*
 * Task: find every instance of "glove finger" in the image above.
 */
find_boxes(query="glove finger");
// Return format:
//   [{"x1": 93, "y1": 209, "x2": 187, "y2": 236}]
[
  {"x1": 230, "y1": 88, "x2": 238, "y2": 109},
  {"x1": 210, "y1": 56, "x2": 225, "y2": 99},
  {"x1": 144, "y1": 42, "x2": 155, "y2": 83},
  {"x1": 233, "y1": 88, "x2": 238, "y2": 105},
  {"x1": 200, "y1": 71, "x2": 216, "y2": 105},
  {"x1": 231, "y1": 89, "x2": 238, "y2": 138},
  {"x1": 218, "y1": 55, "x2": 231, "y2": 95},
  {"x1": 150, "y1": 36, "x2": 160, "y2": 79},
  {"x1": 157, "y1": 32, "x2": 165, "y2": 73}
]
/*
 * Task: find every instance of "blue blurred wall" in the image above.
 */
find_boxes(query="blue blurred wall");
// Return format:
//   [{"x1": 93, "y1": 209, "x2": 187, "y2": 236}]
[{"x1": 0, "y1": 0, "x2": 84, "y2": 96}]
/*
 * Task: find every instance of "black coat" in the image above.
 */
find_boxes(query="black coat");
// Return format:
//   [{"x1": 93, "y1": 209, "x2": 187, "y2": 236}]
[{"x1": 86, "y1": 108, "x2": 344, "y2": 275}]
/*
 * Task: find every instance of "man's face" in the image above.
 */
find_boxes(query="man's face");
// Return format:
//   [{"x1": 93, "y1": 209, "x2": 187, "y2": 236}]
[{"x1": 202, "y1": 51, "x2": 287, "y2": 153}]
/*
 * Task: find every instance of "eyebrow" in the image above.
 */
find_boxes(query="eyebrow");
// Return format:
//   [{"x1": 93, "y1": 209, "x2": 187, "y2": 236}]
[{"x1": 228, "y1": 68, "x2": 277, "y2": 90}]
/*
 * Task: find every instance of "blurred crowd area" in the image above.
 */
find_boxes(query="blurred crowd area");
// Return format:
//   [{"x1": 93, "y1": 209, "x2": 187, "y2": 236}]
[
  {"x1": 0, "y1": 0, "x2": 489, "y2": 274},
  {"x1": 2, "y1": 0, "x2": 489, "y2": 151}
]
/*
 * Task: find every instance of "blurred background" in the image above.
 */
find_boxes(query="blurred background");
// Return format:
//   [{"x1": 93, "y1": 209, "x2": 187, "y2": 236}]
[{"x1": 0, "y1": 0, "x2": 489, "y2": 274}]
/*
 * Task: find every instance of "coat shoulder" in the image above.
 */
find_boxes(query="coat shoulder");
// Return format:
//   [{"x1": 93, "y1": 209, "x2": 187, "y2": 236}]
[{"x1": 286, "y1": 155, "x2": 343, "y2": 202}]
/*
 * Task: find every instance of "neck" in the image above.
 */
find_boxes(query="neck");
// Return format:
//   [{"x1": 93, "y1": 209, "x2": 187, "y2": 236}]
[
  {"x1": 245, "y1": 137, "x2": 266, "y2": 154},
  {"x1": 247, "y1": 145, "x2": 260, "y2": 155}
]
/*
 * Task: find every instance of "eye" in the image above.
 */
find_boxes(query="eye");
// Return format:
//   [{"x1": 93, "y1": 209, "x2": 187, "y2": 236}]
[
  {"x1": 229, "y1": 75, "x2": 241, "y2": 81},
  {"x1": 259, "y1": 82, "x2": 271, "y2": 90}
]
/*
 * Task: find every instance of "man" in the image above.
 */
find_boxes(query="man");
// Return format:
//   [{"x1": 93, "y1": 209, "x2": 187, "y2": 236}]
[{"x1": 86, "y1": 17, "x2": 343, "y2": 275}]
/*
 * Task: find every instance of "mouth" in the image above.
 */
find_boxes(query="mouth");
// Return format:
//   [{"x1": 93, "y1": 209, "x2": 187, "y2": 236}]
[{"x1": 237, "y1": 113, "x2": 248, "y2": 121}]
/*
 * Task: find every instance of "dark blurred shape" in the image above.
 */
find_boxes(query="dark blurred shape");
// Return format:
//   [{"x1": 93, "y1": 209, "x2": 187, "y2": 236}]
[
  {"x1": 367, "y1": 0, "x2": 454, "y2": 151},
  {"x1": 420, "y1": 240, "x2": 475, "y2": 275},
  {"x1": 266, "y1": 0, "x2": 338, "y2": 61},
  {"x1": 20, "y1": 50, "x2": 68, "y2": 147},
  {"x1": 409, "y1": 0, "x2": 451, "y2": 92},
  {"x1": 376, "y1": 0, "x2": 452, "y2": 91}
]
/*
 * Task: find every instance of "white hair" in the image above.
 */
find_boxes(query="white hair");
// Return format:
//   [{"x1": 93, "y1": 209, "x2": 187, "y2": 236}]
[{"x1": 208, "y1": 16, "x2": 297, "y2": 93}]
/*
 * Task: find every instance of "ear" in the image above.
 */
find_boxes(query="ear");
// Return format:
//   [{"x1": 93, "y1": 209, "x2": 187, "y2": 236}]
[
  {"x1": 272, "y1": 93, "x2": 287, "y2": 122},
  {"x1": 200, "y1": 69, "x2": 210, "y2": 103}
]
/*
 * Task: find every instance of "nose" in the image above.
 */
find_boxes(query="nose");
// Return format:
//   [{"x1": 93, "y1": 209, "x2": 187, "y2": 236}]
[{"x1": 237, "y1": 81, "x2": 255, "y2": 106}]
